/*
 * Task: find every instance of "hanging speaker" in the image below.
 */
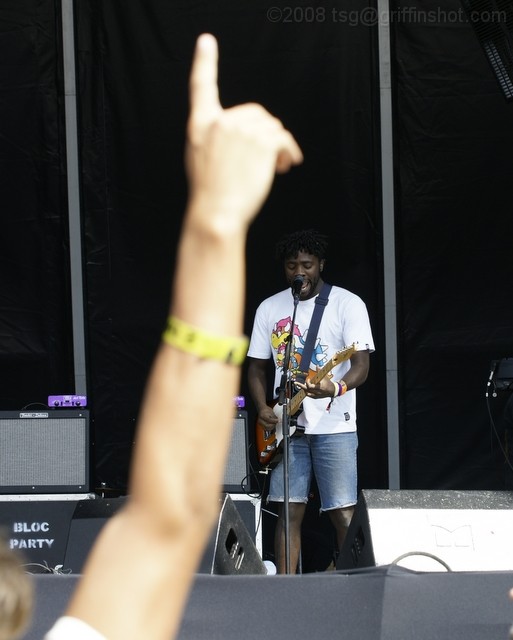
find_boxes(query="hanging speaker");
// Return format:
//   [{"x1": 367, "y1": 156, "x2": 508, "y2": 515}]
[
  {"x1": 0, "y1": 410, "x2": 90, "y2": 494},
  {"x1": 461, "y1": 0, "x2": 513, "y2": 100},
  {"x1": 223, "y1": 410, "x2": 249, "y2": 493}
]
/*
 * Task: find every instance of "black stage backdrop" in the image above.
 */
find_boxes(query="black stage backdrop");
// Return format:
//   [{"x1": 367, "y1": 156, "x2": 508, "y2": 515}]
[
  {"x1": 1, "y1": 0, "x2": 513, "y2": 525},
  {"x1": 0, "y1": 2, "x2": 74, "y2": 408},
  {"x1": 73, "y1": 0, "x2": 385, "y2": 493},
  {"x1": 391, "y1": 0, "x2": 513, "y2": 488}
]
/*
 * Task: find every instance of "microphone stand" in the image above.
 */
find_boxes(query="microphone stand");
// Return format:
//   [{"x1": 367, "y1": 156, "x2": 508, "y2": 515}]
[{"x1": 276, "y1": 288, "x2": 301, "y2": 574}]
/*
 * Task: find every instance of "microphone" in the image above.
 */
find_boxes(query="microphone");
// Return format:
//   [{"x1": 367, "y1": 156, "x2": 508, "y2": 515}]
[{"x1": 292, "y1": 275, "x2": 304, "y2": 299}]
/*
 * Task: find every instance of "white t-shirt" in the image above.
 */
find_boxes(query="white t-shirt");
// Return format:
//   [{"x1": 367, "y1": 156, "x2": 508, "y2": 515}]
[
  {"x1": 45, "y1": 616, "x2": 107, "y2": 639},
  {"x1": 247, "y1": 285, "x2": 375, "y2": 434}
]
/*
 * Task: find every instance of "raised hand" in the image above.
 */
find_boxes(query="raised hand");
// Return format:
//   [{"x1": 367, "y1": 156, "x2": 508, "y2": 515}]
[{"x1": 185, "y1": 34, "x2": 303, "y2": 227}]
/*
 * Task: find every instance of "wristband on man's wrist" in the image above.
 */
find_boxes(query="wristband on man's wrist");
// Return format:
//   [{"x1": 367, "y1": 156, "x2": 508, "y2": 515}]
[{"x1": 332, "y1": 380, "x2": 348, "y2": 397}]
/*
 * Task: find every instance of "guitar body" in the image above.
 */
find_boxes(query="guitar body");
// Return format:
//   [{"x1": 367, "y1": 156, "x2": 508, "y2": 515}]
[
  {"x1": 255, "y1": 402, "x2": 305, "y2": 467},
  {"x1": 255, "y1": 344, "x2": 356, "y2": 467}
]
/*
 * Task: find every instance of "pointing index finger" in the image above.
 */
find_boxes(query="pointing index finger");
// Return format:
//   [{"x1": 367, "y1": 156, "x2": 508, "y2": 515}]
[{"x1": 189, "y1": 34, "x2": 221, "y2": 120}]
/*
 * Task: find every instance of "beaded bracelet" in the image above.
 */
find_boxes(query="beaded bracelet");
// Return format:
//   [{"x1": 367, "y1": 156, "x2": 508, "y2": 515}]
[{"x1": 162, "y1": 315, "x2": 249, "y2": 366}]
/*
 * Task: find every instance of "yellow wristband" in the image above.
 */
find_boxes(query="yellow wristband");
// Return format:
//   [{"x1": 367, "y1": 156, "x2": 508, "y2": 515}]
[
  {"x1": 339, "y1": 380, "x2": 348, "y2": 395},
  {"x1": 162, "y1": 316, "x2": 248, "y2": 366}
]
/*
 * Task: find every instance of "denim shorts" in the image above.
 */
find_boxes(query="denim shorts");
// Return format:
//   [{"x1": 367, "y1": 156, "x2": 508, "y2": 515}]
[{"x1": 268, "y1": 431, "x2": 358, "y2": 511}]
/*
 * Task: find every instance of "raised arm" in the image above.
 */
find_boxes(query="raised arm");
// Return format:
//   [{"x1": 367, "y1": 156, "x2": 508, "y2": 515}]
[{"x1": 46, "y1": 34, "x2": 302, "y2": 640}]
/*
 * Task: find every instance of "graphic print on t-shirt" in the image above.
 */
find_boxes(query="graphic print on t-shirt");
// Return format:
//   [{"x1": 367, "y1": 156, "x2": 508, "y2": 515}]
[{"x1": 271, "y1": 315, "x2": 328, "y2": 376}]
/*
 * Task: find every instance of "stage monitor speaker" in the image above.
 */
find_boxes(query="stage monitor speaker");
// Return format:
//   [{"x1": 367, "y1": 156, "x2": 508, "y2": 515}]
[
  {"x1": 337, "y1": 489, "x2": 513, "y2": 572},
  {"x1": 0, "y1": 410, "x2": 90, "y2": 494},
  {"x1": 228, "y1": 494, "x2": 262, "y2": 555},
  {"x1": 62, "y1": 494, "x2": 264, "y2": 575},
  {"x1": 198, "y1": 494, "x2": 266, "y2": 575},
  {"x1": 223, "y1": 410, "x2": 249, "y2": 493}
]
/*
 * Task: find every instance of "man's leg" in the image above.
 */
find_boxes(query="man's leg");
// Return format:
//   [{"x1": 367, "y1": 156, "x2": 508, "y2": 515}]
[
  {"x1": 327, "y1": 506, "x2": 354, "y2": 555},
  {"x1": 311, "y1": 432, "x2": 358, "y2": 562},
  {"x1": 274, "y1": 502, "x2": 307, "y2": 574}
]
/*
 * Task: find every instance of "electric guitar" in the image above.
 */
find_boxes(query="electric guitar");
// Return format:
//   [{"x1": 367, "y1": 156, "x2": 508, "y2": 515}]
[{"x1": 255, "y1": 344, "x2": 356, "y2": 467}]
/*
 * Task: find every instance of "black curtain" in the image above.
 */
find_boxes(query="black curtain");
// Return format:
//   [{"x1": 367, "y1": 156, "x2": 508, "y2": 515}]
[
  {"x1": 74, "y1": 0, "x2": 385, "y2": 493},
  {"x1": 0, "y1": 1, "x2": 74, "y2": 409},
  {"x1": 392, "y1": 0, "x2": 513, "y2": 488}
]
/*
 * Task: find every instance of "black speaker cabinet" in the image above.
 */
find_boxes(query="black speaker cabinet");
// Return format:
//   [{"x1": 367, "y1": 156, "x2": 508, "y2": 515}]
[
  {"x1": 63, "y1": 497, "x2": 127, "y2": 572},
  {"x1": 198, "y1": 494, "x2": 265, "y2": 575},
  {"x1": 0, "y1": 410, "x2": 90, "y2": 494},
  {"x1": 223, "y1": 410, "x2": 249, "y2": 493},
  {"x1": 0, "y1": 498, "x2": 80, "y2": 571},
  {"x1": 62, "y1": 494, "x2": 264, "y2": 575},
  {"x1": 337, "y1": 489, "x2": 513, "y2": 572}
]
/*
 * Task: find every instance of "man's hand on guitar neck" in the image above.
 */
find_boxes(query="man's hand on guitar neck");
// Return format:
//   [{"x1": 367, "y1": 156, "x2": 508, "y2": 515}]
[
  {"x1": 295, "y1": 376, "x2": 338, "y2": 400},
  {"x1": 257, "y1": 405, "x2": 279, "y2": 431}
]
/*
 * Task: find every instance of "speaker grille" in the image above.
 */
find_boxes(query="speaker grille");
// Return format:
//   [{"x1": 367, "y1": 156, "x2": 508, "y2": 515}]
[
  {"x1": 223, "y1": 411, "x2": 249, "y2": 492},
  {"x1": 0, "y1": 411, "x2": 89, "y2": 493},
  {"x1": 461, "y1": 0, "x2": 513, "y2": 100}
]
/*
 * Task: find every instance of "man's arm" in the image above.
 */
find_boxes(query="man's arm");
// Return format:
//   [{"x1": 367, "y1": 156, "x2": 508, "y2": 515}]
[
  {"x1": 339, "y1": 350, "x2": 370, "y2": 390},
  {"x1": 48, "y1": 34, "x2": 302, "y2": 640},
  {"x1": 247, "y1": 357, "x2": 279, "y2": 430}
]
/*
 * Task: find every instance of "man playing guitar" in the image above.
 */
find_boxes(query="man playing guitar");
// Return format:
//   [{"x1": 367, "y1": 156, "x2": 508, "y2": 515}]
[{"x1": 247, "y1": 229, "x2": 374, "y2": 574}]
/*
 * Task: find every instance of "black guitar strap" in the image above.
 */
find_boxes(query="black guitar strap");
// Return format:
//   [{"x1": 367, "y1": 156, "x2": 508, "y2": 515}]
[{"x1": 295, "y1": 282, "x2": 332, "y2": 383}]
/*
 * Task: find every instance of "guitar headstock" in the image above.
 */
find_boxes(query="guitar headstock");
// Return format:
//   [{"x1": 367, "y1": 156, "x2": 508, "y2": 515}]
[{"x1": 331, "y1": 343, "x2": 357, "y2": 366}]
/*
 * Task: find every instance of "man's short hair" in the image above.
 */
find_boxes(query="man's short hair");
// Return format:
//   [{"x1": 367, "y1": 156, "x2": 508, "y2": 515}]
[{"x1": 275, "y1": 229, "x2": 329, "y2": 262}]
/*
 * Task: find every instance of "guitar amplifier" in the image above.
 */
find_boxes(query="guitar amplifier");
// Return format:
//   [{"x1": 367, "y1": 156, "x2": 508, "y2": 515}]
[
  {"x1": 0, "y1": 410, "x2": 90, "y2": 494},
  {"x1": 223, "y1": 410, "x2": 250, "y2": 493}
]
